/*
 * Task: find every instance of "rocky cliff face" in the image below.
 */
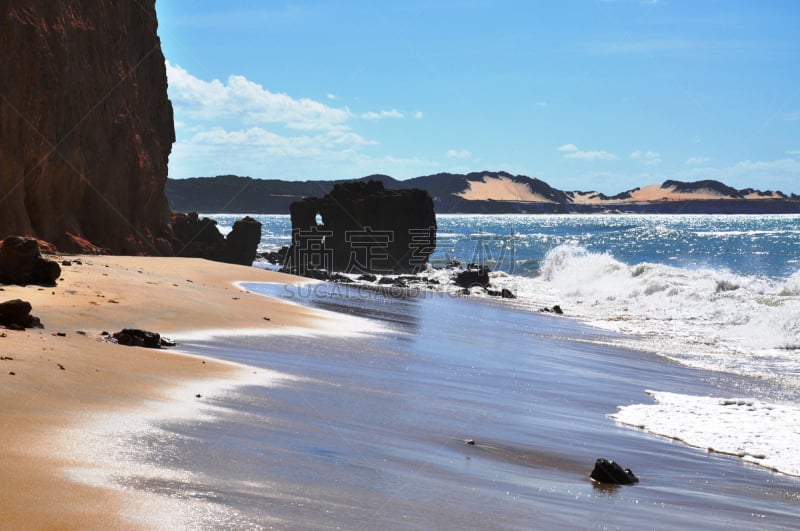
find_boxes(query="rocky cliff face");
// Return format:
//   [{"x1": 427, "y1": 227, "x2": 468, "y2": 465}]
[{"x1": 0, "y1": 0, "x2": 175, "y2": 253}]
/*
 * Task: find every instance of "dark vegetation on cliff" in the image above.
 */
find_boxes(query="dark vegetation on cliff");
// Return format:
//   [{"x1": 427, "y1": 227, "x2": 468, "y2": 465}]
[{"x1": 167, "y1": 173, "x2": 800, "y2": 215}]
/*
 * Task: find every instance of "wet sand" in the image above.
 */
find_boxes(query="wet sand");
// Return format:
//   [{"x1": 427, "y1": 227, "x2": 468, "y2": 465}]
[
  {"x1": 0, "y1": 256, "x2": 331, "y2": 529},
  {"x1": 119, "y1": 283, "x2": 800, "y2": 529},
  {"x1": 3, "y1": 259, "x2": 799, "y2": 528}
]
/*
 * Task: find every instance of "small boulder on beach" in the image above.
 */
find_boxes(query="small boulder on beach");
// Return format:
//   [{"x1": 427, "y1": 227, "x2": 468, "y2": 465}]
[
  {"x1": 454, "y1": 265, "x2": 491, "y2": 289},
  {"x1": 0, "y1": 299, "x2": 43, "y2": 329},
  {"x1": 112, "y1": 329, "x2": 175, "y2": 349},
  {"x1": 0, "y1": 236, "x2": 61, "y2": 286},
  {"x1": 590, "y1": 458, "x2": 639, "y2": 485},
  {"x1": 540, "y1": 304, "x2": 564, "y2": 315},
  {"x1": 487, "y1": 288, "x2": 516, "y2": 299}
]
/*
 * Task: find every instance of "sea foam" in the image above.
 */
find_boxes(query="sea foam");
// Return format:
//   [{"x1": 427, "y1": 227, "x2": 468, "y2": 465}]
[
  {"x1": 487, "y1": 243, "x2": 800, "y2": 389},
  {"x1": 611, "y1": 390, "x2": 800, "y2": 477}
]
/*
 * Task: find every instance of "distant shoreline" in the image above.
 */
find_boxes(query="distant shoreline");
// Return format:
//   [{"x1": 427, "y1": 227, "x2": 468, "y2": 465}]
[
  {"x1": 175, "y1": 200, "x2": 800, "y2": 216},
  {"x1": 166, "y1": 173, "x2": 800, "y2": 215}
]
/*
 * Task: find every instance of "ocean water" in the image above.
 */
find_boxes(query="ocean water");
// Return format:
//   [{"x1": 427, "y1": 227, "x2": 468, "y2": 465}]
[
  {"x1": 111, "y1": 213, "x2": 800, "y2": 528},
  {"x1": 215, "y1": 213, "x2": 800, "y2": 383}
]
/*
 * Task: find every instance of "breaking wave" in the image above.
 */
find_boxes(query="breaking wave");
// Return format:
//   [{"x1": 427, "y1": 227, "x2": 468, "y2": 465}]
[{"x1": 495, "y1": 243, "x2": 800, "y2": 388}]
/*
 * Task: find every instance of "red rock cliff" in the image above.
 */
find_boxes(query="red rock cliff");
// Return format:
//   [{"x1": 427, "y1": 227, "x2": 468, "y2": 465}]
[{"x1": 0, "y1": 0, "x2": 175, "y2": 254}]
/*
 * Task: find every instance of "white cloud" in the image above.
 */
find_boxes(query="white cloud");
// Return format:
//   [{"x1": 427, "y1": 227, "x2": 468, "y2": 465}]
[
  {"x1": 166, "y1": 62, "x2": 351, "y2": 131},
  {"x1": 676, "y1": 158, "x2": 800, "y2": 192},
  {"x1": 413, "y1": 111, "x2": 424, "y2": 119},
  {"x1": 630, "y1": 150, "x2": 662, "y2": 166},
  {"x1": 536, "y1": 101, "x2": 549, "y2": 108},
  {"x1": 189, "y1": 126, "x2": 375, "y2": 152},
  {"x1": 361, "y1": 109, "x2": 405, "y2": 120},
  {"x1": 446, "y1": 149, "x2": 471, "y2": 160},
  {"x1": 164, "y1": 62, "x2": 426, "y2": 179},
  {"x1": 169, "y1": 128, "x2": 435, "y2": 181},
  {"x1": 732, "y1": 159, "x2": 800, "y2": 173},
  {"x1": 558, "y1": 143, "x2": 619, "y2": 161},
  {"x1": 686, "y1": 157, "x2": 711, "y2": 165},
  {"x1": 786, "y1": 112, "x2": 800, "y2": 121},
  {"x1": 786, "y1": 150, "x2": 800, "y2": 156}
]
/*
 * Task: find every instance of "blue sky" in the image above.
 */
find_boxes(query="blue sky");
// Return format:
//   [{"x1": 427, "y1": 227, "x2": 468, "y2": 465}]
[{"x1": 157, "y1": 1, "x2": 800, "y2": 194}]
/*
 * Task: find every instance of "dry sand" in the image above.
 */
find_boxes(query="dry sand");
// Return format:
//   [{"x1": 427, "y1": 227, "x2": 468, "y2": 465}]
[
  {"x1": 450, "y1": 176, "x2": 784, "y2": 206},
  {"x1": 568, "y1": 183, "x2": 786, "y2": 205},
  {"x1": 0, "y1": 256, "x2": 323, "y2": 529},
  {"x1": 455, "y1": 175, "x2": 555, "y2": 202}
]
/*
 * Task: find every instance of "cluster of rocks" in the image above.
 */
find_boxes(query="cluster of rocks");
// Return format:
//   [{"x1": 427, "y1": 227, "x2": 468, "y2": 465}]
[
  {"x1": 258, "y1": 246, "x2": 289, "y2": 266},
  {"x1": 539, "y1": 305, "x2": 564, "y2": 315},
  {"x1": 451, "y1": 262, "x2": 516, "y2": 299},
  {"x1": 170, "y1": 213, "x2": 262, "y2": 266},
  {"x1": 447, "y1": 261, "x2": 568, "y2": 308},
  {"x1": 0, "y1": 237, "x2": 57, "y2": 331}
]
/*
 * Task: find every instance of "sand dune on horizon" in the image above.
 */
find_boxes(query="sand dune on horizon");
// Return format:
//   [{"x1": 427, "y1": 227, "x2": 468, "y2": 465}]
[
  {"x1": 569, "y1": 183, "x2": 786, "y2": 205},
  {"x1": 455, "y1": 175, "x2": 555, "y2": 203},
  {"x1": 453, "y1": 175, "x2": 785, "y2": 205}
]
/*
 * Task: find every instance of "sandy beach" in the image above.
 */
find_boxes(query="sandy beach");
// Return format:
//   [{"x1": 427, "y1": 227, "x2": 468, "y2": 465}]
[
  {"x1": 3, "y1": 250, "x2": 799, "y2": 529},
  {"x1": 0, "y1": 255, "x2": 318, "y2": 529}
]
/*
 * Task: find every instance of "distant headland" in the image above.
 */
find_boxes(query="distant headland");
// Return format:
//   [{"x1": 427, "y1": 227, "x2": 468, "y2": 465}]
[{"x1": 166, "y1": 172, "x2": 800, "y2": 215}]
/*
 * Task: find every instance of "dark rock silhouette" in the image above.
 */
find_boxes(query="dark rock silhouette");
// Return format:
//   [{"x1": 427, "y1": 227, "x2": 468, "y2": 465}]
[
  {"x1": 454, "y1": 265, "x2": 491, "y2": 289},
  {"x1": 221, "y1": 216, "x2": 262, "y2": 266},
  {"x1": 590, "y1": 458, "x2": 639, "y2": 485},
  {"x1": 171, "y1": 212, "x2": 224, "y2": 257},
  {"x1": 112, "y1": 328, "x2": 174, "y2": 349},
  {"x1": 0, "y1": 237, "x2": 61, "y2": 285},
  {"x1": 487, "y1": 287, "x2": 516, "y2": 299},
  {"x1": 170, "y1": 213, "x2": 262, "y2": 266},
  {"x1": 259, "y1": 246, "x2": 289, "y2": 266},
  {"x1": 0, "y1": 0, "x2": 175, "y2": 254},
  {"x1": 285, "y1": 181, "x2": 436, "y2": 275},
  {"x1": 0, "y1": 299, "x2": 42, "y2": 329}
]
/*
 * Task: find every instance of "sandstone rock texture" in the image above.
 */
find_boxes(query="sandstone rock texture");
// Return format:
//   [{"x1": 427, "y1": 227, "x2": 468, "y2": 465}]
[
  {"x1": 0, "y1": 0, "x2": 175, "y2": 254},
  {"x1": 285, "y1": 181, "x2": 437, "y2": 275}
]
